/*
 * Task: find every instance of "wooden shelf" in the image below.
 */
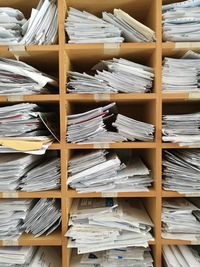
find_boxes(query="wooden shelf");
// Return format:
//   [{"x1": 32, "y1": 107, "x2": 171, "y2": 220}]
[
  {"x1": 161, "y1": 239, "x2": 198, "y2": 245},
  {"x1": 0, "y1": 45, "x2": 59, "y2": 53},
  {"x1": 162, "y1": 191, "x2": 200, "y2": 197},
  {"x1": 0, "y1": 190, "x2": 61, "y2": 199},
  {"x1": 66, "y1": 142, "x2": 156, "y2": 149},
  {"x1": 0, "y1": 231, "x2": 62, "y2": 246},
  {"x1": 162, "y1": 93, "x2": 200, "y2": 102},
  {"x1": 162, "y1": 143, "x2": 200, "y2": 149},
  {"x1": 162, "y1": 42, "x2": 200, "y2": 50},
  {"x1": 0, "y1": 95, "x2": 59, "y2": 103},
  {"x1": 66, "y1": 93, "x2": 156, "y2": 102},
  {"x1": 65, "y1": 43, "x2": 156, "y2": 51},
  {"x1": 67, "y1": 188, "x2": 156, "y2": 198},
  {"x1": 49, "y1": 143, "x2": 61, "y2": 150}
]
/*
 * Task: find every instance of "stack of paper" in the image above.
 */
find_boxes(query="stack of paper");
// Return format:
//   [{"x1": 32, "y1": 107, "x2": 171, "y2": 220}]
[
  {"x1": 163, "y1": 245, "x2": 200, "y2": 267},
  {"x1": 20, "y1": 157, "x2": 60, "y2": 192},
  {"x1": 0, "y1": 57, "x2": 58, "y2": 95},
  {"x1": 113, "y1": 114, "x2": 155, "y2": 141},
  {"x1": 66, "y1": 198, "x2": 154, "y2": 253},
  {"x1": 0, "y1": 246, "x2": 61, "y2": 267},
  {"x1": 0, "y1": 199, "x2": 33, "y2": 240},
  {"x1": 163, "y1": 149, "x2": 200, "y2": 194},
  {"x1": 162, "y1": 198, "x2": 200, "y2": 240},
  {"x1": 71, "y1": 247, "x2": 154, "y2": 267},
  {"x1": 0, "y1": 154, "x2": 40, "y2": 191},
  {"x1": 67, "y1": 102, "x2": 126, "y2": 143},
  {"x1": 67, "y1": 58, "x2": 154, "y2": 93},
  {"x1": 103, "y1": 9, "x2": 156, "y2": 42},
  {"x1": 67, "y1": 102, "x2": 155, "y2": 143},
  {"x1": 22, "y1": 198, "x2": 61, "y2": 237},
  {"x1": 65, "y1": 7, "x2": 124, "y2": 43},
  {"x1": 68, "y1": 150, "x2": 152, "y2": 193},
  {"x1": 0, "y1": 103, "x2": 56, "y2": 154},
  {"x1": 162, "y1": 50, "x2": 200, "y2": 92},
  {"x1": 162, "y1": 112, "x2": 200, "y2": 146},
  {"x1": 0, "y1": 8, "x2": 26, "y2": 44},
  {"x1": 0, "y1": 246, "x2": 36, "y2": 267},
  {"x1": 163, "y1": 0, "x2": 200, "y2": 42},
  {"x1": 19, "y1": 0, "x2": 58, "y2": 45}
]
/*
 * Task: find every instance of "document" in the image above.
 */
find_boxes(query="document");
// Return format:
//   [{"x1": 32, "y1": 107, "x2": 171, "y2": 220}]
[
  {"x1": 0, "y1": 103, "x2": 58, "y2": 154},
  {"x1": 65, "y1": 7, "x2": 124, "y2": 43},
  {"x1": 162, "y1": 50, "x2": 200, "y2": 92},
  {"x1": 163, "y1": 245, "x2": 200, "y2": 267},
  {"x1": 67, "y1": 58, "x2": 154, "y2": 93},
  {"x1": 67, "y1": 102, "x2": 155, "y2": 143},
  {"x1": 163, "y1": 149, "x2": 200, "y2": 194},
  {"x1": 162, "y1": 112, "x2": 200, "y2": 146},
  {"x1": 22, "y1": 198, "x2": 61, "y2": 237},
  {"x1": 0, "y1": 199, "x2": 33, "y2": 240},
  {"x1": 66, "y1": 198, "x2": 154, "y2": 254},
  {"x1": 0, "y1": 7, "x2": 26, "y2": 44},
  {"x1": 0, "y1": 246, "x2": 62, "y2": 267},
  {"x1": 0, "y1": 57, "x2": 58, "y2": 95},
  {"x1": 162, "y1": 198, "x2": 200, "y2": 241},
  {"x1": 163, "y1": 0, "x2": 200, "y2": 42},
  {"x1": 65, "y1": 7, "x2": 155, "y2": 43},
  {"x1": 71, "y1": 247, "x2": 154, "y2": 267},
  {"x1": 103, "y1": 9, "x2": 155, "y2": 42},
  {"x1": 68, "y1": 149, "x2": 152, "y2": 193}
]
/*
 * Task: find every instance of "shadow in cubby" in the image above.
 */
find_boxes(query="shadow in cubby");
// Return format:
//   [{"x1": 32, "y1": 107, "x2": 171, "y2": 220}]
[
  {"x1": 65, "y1": 0, "x2": 157, "y2": 42},
  {"x1": 65, "y1": 47, "x2": 157, "y2": 93}
]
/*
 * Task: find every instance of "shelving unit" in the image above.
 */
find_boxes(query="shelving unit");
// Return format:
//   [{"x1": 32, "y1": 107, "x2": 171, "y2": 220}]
[{"x1": 0, "y1": 0, "x2": 199, "y2": 266}]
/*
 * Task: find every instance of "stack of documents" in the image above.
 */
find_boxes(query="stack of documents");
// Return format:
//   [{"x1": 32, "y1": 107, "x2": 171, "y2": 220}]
[
  {"x1": 19, "y1": 0, "x2": 58, "y2": 45},
  {"x1": 163, "y1": 149, "x2": 200, "y2": 194},
  {"x1": 113, "y1": 114, "x2": 155, "y2": 141},
  {"x1": 0, "y1": 199, "x2": 33, "y2": 240},
  {"x1": 71, "y1": 247, "x2": 154, "y2": 267},
  {"x1": 67, "y1": 58, "x2": 154, "y2": 93},
  {"x1": 163, "y1": 0, "x2": 200, "y2": 42},
  {"x1": 162, "y1": 50, "x2": 200, "y2": 92},
  {"x1": 162, "y1": 112, "x2": 200, "y2": 146},
  {"x1": 0, "y1": 57, "x2": 57, "y2": 95},
  {"x1": 0, "y1": 8, "x2": 26, "y2": 44},
  {"x1": 20, "y1": 157, "x2": 60, "y2": 192},
  {"x1": 67, "y1": 102, "x2": 126, "y2": 143},
  {"x1": 65, "y1": 7, "x2": 155, "y2": 43},
  {"x1": 162, "y1": 198, "x2": 200, "y2": 241},
  {"x1": 67, "y1": 102, "x2": 155, "y2": 143},
  {"x1": 68, "y1": 149, "x2": 152, "y2": 193},
  {"x1": 0, "y1": 103, "x2": 55, "y2": 154},
  {"x1": 103, "y1": 9, "x2": 156, "y2": 42},
  {"x1": 0, "y1": 246, "x2": 61, "y2": 267},
  {"x1": 0, "y1": 154, "x2": 40, "y2": 191},
  {"x1": 66, "y1": 198, "x2": 154, "y2": 253},
  {"x1": 0, "y1": 246, "x2": 36, "y2": 267},
  {"x1": 65, "y1": 7, "x2": 123, "y2": 43},
  {"x1": 22, "y1": 198, "x2": 61, "y2": 237},
  {"x1": 163, "y1": 245, "x2": 200, "y2": 267}
]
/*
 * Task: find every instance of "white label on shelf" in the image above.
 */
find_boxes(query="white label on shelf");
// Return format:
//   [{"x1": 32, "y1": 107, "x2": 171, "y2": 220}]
[
  {"x1": 2, "y1": 192, "x2": 19, "y2": 198},
  {"x1": 188, "y1": 93, "x2": 200, "y2": 100},
  {"x1": 94, "y1": 94, "x2": 111, "y2": 101},
  {"x1": 2, "y1": 240, "x2": 18, "y2": 246},
  {"x1": 104, "y1": 43, "x2": 120, "y2": 55},
  {"x1": 175, "y1": 42, "x2": 200, "y2": 49},
  {"x1": 7, "y1": 95, "x2": 24, "y2": 102},
  {"x1": 102, "y1": 192, "x2": 118, "y2": 197},
  {"x1": 93, "y1": 143, "x2": 110, "y2": 149},
  {"x1": 9, "y1": 45, "x2": 29, "y2": 61}
]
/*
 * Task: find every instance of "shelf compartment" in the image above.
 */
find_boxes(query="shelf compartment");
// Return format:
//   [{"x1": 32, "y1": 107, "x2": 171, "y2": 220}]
[
  {"x1": 65, "y1": 46, "x2": 157, "y2": 93},
  {"x1": 65, "y1": 0, "x2": 157, "y2": 42}
]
